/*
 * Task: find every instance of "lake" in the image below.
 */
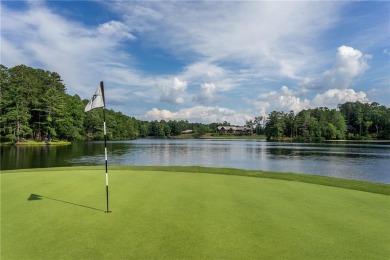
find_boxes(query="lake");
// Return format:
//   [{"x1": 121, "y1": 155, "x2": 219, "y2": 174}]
[{"x1": 1, "y1": 139, "x2": 389, "y2": 184}]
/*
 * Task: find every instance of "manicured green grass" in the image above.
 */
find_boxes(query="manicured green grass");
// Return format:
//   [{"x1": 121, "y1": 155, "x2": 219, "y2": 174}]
[
  {"x1": 13, "y1": 140, "x2": 72, "y2": 146},
  {"x1": 2, "y1": 167, "x2": 389, "y2": 259},
  {"x1": 113, "y1": 166, "x2": 390, "y2": 195},
  {"x1": 0, "y1": 140, "x2": 71, "y2": 146}
]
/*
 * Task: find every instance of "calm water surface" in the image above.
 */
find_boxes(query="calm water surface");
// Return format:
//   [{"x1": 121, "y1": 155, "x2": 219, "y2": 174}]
[{"x1": 1, "y1": 139, "x2": 389, "y2": 183}]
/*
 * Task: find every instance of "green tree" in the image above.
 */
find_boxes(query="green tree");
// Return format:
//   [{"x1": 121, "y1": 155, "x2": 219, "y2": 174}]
[
  {"x1": 284, "y1": 111, "x2": 296, "y2": 138},
  {"x1": 338, "y1": 101, "x2": 389, "y2": 139},
  {"x1": 149, "y1": 121, "x2": 165, "y2": 137},
  {"x1": 329, "y1": 110, "x2": 346, "y2": 139},
  {"x1": 254, "y1": 116, "x2": 265, "y2": 135},
  {"x1": 54, "y1": 94, "x2": 85, "y2": 140},
  {"x1": 1, "y1": 65, "x2": 33, "y2": 141},
  {"x1": 39, "y1": 71, "x2": 67, "y2": 140},
  {"x1": 245, "y1": 120, "x2": 254, "y2": 135},
  {"x1": 168, "y1": 121, "x2": 179, "y2": 135},
  {"x1": 194, "y1": 125, "x2": 209, "y2": 135},
  {"x1": 265, "y1": 111, "x2": 285, "y2": 140}
]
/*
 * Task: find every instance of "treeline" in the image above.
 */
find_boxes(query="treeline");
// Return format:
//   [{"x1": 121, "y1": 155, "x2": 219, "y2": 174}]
[
  {"x1": 138, "y1": 120, "x2": 230, "y2": 138},
  {"x1": 0, "y1": 64, "x2": 227, "y2": 142},
  {"x1": 2, "y1": 65, "x2": 389, "y2": 142},
  {"x1": 264, "y1": 103, "x2": 390, "y2": 141},
  {"x1": 0, "y1": 64, "x2": 140, "y2": 142}
]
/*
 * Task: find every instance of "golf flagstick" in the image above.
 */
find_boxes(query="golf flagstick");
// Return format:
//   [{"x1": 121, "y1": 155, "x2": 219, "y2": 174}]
[
  {"x1": 102, "y1": 82, "x2": 111, "y2": 213},
  {"x1": 84, "y1": 81, "x2": 111, "y2": 213}
]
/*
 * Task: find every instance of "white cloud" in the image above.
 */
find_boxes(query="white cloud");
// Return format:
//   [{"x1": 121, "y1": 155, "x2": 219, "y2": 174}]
[
  {"x1": 255, "y1": 86, "x2": 310, "y2": 116},
  {"x1": 98, "y1": 20, "x2": 136, "y2": 40},
  {"x1": 145, "y1": 108, "x2": 177, "y2": 120},
  {"x1": 180, "y1": 62, "x2": 235, "y2": 93},
  {"x1": 148, "y1": 86, "x2": 369, "y2": 125},
  {"x1": 312, "y1": 88, "x2": 368, "y2": 108},
  {"x1": 193, "y1": 83, "x2": 217, "y2": 103},
  {"x1": 300, "y1": 45, "x2": 372, "y2": 91},
  {"x1": 144, "y1": 106, "x2": 252, "y2": 125},
  {"x1": 160, "y1": 77, "x2": 187, "y2": 104},
  {"x1": 1, "y1": 39, "x2": 29, "y2": 66},
  {"x1": 112, "y1": 1, "x2": 342, "y2": 79},
  {"x1": 323, "y1": 45, "x2": 371, "y2": 88},
  {"x1": 0, "y1": 2, "x2": 138, "y2": 99},
  {"x1": 2, "y1": 1, "x2": 386, "y2": 123},
  {"x1": 182, "y1": 62, "x2": 226, "y2": 83},
  {"x1": 254, "y1": 86, "x2": 369, "y2": 117},
  {"x1": 252, "y1": 101, "x2": 270, "y2": 119}
]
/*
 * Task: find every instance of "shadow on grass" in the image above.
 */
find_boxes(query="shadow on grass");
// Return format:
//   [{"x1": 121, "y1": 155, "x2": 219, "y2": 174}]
[{"x1": 28, "y1": 193, "x2": 105, "y2": 212}]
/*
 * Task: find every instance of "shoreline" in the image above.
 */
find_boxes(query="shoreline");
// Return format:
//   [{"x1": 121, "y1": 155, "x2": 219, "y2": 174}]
[
  {"x1": 2, "y1": 135, "x2": 390, "y2": 143},
  {"x1": 324, "y1": 139, "x2": 390, "y2": 143},
  {"x1": 3, "y1": 165, "x2": 389, "y2": 195},
  {"x1": 1, "y1": 140, "x2": 72, "y2": 146},
  {"x1": 3, "y1": 166, "x2": 389, "y2": 259}
]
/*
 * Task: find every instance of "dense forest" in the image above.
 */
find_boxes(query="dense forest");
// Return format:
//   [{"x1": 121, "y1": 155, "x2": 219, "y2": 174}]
[
  {"x1": 264, "y1": 102, "x2": 390, "y2": 141},
  {"x1": 0, "y1": 64, "x2": 138, "y2": 142},
  {"x1": 0, "y1": 65, "x2": 226, "y2": 142},
  {"x1": 1, "y1": 64, "x2": 389, "y2": 142}
]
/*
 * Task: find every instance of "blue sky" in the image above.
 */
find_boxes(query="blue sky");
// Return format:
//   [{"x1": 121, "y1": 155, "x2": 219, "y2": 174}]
[{"x1": 1, "y1": 0, "x2": 389, "y2": 125}]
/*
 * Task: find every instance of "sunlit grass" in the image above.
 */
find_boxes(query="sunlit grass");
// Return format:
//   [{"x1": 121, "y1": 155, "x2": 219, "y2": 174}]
[
  {"x1": 14, "y1": 140, "x2": 71, "y2": 146},
  {"x1": 2, "y1": 166, "x2": 389, "y2": 259}
]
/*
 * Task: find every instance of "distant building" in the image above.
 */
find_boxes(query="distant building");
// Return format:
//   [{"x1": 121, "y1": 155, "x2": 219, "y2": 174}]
[
  {"x1": 216, "y1": 126, "x2": 252, "y2": 135},
  {"x1": 181, "y1": 129, "x2": 193, "y2": 134}
]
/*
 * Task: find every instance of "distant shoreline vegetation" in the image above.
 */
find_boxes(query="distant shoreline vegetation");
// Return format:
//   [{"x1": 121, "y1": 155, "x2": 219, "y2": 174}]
[
  {"x1": 264, "y1": 103, "x2": 390, "y2": 141},
  {"x1": 0, "y1": 140, "x2": 72, "y2": 146},
  {"x1": 17, "y1": 140, "x2": 71, "y2": 146},
  {"x1": 1, "y1": 64, "x2": 389, "y2": 143}
]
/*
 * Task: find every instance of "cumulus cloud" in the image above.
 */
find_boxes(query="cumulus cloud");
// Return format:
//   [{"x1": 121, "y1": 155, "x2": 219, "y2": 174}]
[
  {"x1": 145, "y1": 108, "x2": 177, "y2": 120},
  {"x1": 323, "y1": 45, "x2": 371, "y2": 88},
  {"x1": 147, "y1": 86, "x2": 370, "y2": 124},
  {"x1": 2, "y1": 1, "x2": 385, "y2": 123},
  {"x1": 193, "y1": 83, "x2": 217, "y2": 103},
  {"x1": 255, "y1": 86, "x2": 310, "y2": 116},
  {"x1": 254, "y1": 85, "x2": 369, "y2": 117},
  {"x1": 300, "y1": 45, "x2": 371, "y2": 90},
  {"x1": 144, "y1": 106, "x2": 252, "y2": 125},
  {"x1": 160, "y1": 77, "x2": 187, "y2": 104},
  {"x1": 312, "y1": 88, "x2": 368, "y2": 108}
]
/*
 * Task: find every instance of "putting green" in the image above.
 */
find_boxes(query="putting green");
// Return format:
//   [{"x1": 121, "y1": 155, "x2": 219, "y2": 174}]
[{"x1": 1, "y1": 167, "x2": 389, "y2": 259}]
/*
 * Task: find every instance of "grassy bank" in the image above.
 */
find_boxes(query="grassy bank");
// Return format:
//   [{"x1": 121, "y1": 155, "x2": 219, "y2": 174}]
[
  {"x1": 2, "y1": 166, "x2": 389, "y2": 259},
  {"x1": 0, "y1": 140, "x2": 72, "y2": 146},
  {"x1": 16, "y1": 140, "x2": 71, "y2": 146}
]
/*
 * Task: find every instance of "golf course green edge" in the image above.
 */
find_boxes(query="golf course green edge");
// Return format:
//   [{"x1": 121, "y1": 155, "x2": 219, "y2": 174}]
[
  {"x1": 2, "y1": 166, "x2": 389, "y2": 259},
  {"x1": 3, "y1": 165, "x2": 389, "y2": 195}
]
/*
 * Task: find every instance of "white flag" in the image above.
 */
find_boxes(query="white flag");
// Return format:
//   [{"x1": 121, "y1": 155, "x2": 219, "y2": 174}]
[{"x1": 84, "y1": 85, "x2": 105, "y2": 112}]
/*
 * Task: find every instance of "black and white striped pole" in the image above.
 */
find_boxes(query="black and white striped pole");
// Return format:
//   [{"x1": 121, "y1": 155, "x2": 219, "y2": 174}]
[
  {"x1": 101, "y1": 81, "x2": 111, "y2": 213},
  {"x1": 84, "y1": 81, "x2": 111, "y2": 213}
]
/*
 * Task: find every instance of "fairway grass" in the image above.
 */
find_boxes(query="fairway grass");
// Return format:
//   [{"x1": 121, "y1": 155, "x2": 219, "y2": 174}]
[{"x1": 1, "y1": 167, "x2": 389, "y2": 259}]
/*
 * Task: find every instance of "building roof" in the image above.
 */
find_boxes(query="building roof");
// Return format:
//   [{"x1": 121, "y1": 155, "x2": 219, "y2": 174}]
[{"x1": 217, "y1": 126, "x2": 251, "y2": 131}]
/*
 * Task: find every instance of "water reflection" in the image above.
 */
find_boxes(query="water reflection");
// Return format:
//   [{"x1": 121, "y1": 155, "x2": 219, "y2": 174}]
[{"x1": 1, "y1": 139, "x2": 389, "y2": 183}]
